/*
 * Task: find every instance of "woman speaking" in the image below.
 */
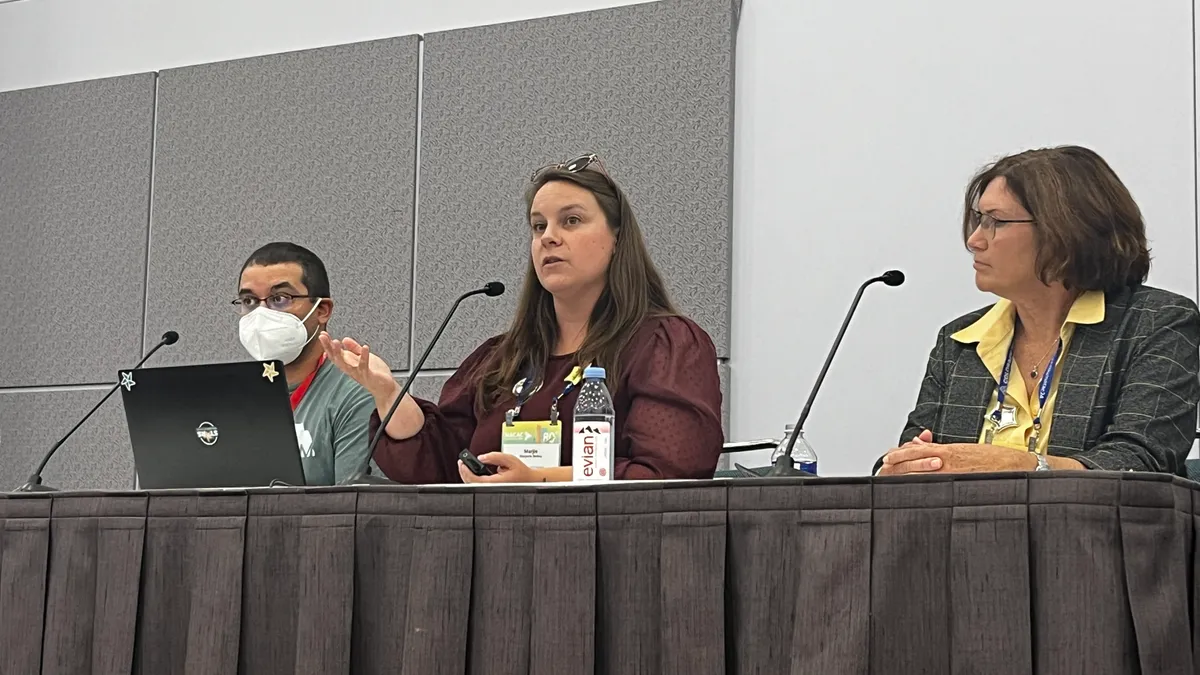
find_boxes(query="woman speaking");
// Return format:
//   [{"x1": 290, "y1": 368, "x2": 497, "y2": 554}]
[
  {"x1": 320, "y1": 155, "x2": 724, "y2": 483},
  {"x1": 880, "y1": 146, "x2": 1200, "y2": 476}
]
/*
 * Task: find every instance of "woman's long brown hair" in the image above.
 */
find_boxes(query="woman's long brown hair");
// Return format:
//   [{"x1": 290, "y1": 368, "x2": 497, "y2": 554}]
[{"x1": 474, "y1": 164, "x2": 677, "y2": 411}]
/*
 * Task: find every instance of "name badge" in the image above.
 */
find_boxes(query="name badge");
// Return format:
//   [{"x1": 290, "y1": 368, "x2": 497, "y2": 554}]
[
  {"x1": 984, "y1": 404, "x2": 1019, "y2": 445},
  {"x1": 501, "y1": 420, "x2": 563, "y2": 469},
  {"x1": 993, "y1": 404, "x2": 1018, "y2": 431}
]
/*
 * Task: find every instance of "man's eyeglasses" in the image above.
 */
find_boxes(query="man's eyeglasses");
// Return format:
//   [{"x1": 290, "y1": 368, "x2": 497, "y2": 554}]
[
  {"x1": 231, "y1": 293, "x2": 321, "y2": 315},
  {"x1": 970, "y1": 209, "x2": 1035, "y2": 239}
]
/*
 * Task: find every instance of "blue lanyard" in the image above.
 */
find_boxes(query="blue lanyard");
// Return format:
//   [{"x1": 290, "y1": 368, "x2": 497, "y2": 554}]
[{"x1": 993, "y1": 337, "x2": 1063, "y2": 432}]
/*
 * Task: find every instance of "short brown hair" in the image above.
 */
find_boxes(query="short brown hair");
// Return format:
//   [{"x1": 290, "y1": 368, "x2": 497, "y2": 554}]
[{"x1": 961, "y1": 145, "x2": 1150, "y2": 292}]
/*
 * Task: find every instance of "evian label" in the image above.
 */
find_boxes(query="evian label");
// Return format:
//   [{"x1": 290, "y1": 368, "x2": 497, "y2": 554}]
[{"x1": 572, "y1": 421, "x2": 613, "y2": 482}]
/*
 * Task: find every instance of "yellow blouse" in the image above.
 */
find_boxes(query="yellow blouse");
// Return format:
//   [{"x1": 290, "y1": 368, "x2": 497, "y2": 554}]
[{"x1": 950, "y1": 291, "x2": 1105, "y2": 454}]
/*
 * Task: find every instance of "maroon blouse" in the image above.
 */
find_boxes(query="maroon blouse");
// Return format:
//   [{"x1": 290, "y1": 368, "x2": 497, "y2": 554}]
[{"x1": 370, "y1": 316, "x2": 724, "y2": 483}]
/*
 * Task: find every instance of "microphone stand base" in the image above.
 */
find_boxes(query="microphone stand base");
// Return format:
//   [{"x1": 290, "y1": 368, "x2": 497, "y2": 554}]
[
  {"x1": 13, "y1": 480, "x2": 58, "y2": 493},
  {"x1": 732, "y1": 463, "x2": 769, "y2": 478},
  {"x1": 731, "y1": 456, "x2": 819, "y2": 479},
  {"x1": 342, "y1": 472, "x2": 400, "y2": 486}
]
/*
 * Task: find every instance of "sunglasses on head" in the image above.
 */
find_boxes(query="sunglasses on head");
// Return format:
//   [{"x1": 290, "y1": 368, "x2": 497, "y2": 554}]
[{"x1": 530, "y1": 153, "x2": 614, "y2": 183}]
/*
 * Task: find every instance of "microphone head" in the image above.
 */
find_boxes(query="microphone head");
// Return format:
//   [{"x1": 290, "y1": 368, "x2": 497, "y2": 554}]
[
  {"x1": 484, "y1": 281, "x2": 506, "y2": 297},
  {"x1": 161, "y1": 331, "x2": 180, "y2": 345},
  {"x1": 880, "y1": 270, "x2": 905, "y2": 287}
]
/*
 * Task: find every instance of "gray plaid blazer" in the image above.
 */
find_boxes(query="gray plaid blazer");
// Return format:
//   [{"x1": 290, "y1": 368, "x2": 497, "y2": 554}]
[{"x1": 898, "y1": 285, "x2": 1200, "y2": 476}]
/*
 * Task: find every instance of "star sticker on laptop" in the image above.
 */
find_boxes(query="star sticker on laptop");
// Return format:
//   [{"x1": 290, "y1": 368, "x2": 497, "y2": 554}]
[
  {"x1": 120, "y1": 371, "x2": 136, "y2": 391},
  {"x1": 262, "y1": 362, "x2": 279, "y2": 383}
]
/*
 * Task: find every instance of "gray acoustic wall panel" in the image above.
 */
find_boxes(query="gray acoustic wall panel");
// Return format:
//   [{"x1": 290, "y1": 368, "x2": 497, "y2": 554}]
[
  {"x1": 145, "y1": 36, "x2": 420, "y2": 370},
  {"x1": 719, "y1": 361, "x2": 730, "y2": 437},
  {"x1": 0, "y1": 389, "x2": 133, "y2": 491},
  {"x1": 405, "y1": 373, "x2": 451, "y2": 405},
  {"x1": 0, "y1": 74, "x2": 156, "y2": 387},
  {"x1": 417, "y1": 0, "x2": 737, "y2": 369}
]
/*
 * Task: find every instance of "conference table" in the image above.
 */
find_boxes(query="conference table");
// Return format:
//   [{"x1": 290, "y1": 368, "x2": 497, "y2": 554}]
[{"x1": 0, "y1": 471, "x2": 1194, "y2": 675}]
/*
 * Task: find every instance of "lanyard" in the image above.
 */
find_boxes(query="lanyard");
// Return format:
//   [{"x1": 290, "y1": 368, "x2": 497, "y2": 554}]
[
  {"x1": 289, "y1": 353, "x2": 326, "y2": 411},
  {"x1": 991, "y1": 338, "x2": 1062, "y2": 452},
  {"x1": 506, "y1": 364, "x2": 587, "y2": 425}
]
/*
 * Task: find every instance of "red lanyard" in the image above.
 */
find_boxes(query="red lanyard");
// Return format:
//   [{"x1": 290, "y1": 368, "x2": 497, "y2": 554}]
[{"x1": 290, "y1": 354, "x2": 326, "y2": 411}]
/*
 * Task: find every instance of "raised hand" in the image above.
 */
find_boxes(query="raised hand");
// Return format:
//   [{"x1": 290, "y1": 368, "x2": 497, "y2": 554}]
[{"x1": 319, "y1": 332, "x2": 398, "y2": 401}]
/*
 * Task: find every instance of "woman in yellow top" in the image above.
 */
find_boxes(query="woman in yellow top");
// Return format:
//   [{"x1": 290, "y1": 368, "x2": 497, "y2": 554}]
[{"x1": 879, "y1": 145, "x2": 1200, "y2": 476}]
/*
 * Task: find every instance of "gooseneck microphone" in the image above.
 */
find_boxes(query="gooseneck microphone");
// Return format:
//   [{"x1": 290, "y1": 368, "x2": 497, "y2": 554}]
[
  {"x1": 763, "y1": 270, "x2": 905, "y2": 477},
  {"x1": 365, "y1": 282, "x2": 505, "y2": 460},
  {"x1": 15, "y1": 330, "x2": 180, "y2": 492}
]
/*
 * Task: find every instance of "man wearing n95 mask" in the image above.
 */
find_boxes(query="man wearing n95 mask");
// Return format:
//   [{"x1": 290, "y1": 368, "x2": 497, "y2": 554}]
[{"x1": 234, "y1": 242, "x2": 375, "y2": 485}]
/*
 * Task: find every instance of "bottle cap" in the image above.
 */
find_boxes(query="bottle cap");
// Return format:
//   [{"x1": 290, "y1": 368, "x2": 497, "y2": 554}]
[{"x1": 583, "y1": 366, "x2": 606, "y2": 380}]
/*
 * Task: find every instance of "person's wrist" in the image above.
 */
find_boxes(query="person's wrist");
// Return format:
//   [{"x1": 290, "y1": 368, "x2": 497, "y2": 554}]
[{"x1": 372, "y1": 380, "x2": 402, "y2": 410}]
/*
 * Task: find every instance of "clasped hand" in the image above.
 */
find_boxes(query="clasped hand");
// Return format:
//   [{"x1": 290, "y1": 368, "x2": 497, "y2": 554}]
[{"x1": 878, "y1": 429, "x2": 1036, "y2": 475}]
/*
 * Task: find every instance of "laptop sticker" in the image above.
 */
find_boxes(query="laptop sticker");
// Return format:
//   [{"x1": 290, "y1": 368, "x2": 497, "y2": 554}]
[{"x1": 196, "y1": 421, "x2": 219, "y2": 446}]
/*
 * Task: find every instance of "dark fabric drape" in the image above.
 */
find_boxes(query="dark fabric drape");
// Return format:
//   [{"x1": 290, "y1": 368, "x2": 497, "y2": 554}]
[
  {"x1": 1029, "y1": 474, "x2": 1137, "y2": 675},
  {"x1": 596, "y1": 484, "x2": 727, "y2": 675},
  {"x1": 136, "y1": 491, "x2": 247, "y2": 675},
  {"x1": 0, "y1": 495, "x2": 52, "y2": 673},
  {"x1": 469, "y1": 489, "x2": 537, "y2": 674},
  {"x1": 792, "y1": 480, "x2": 872, "y2": 675},
  {"x1": 42, "y1": 494, "x2": 146, "y2": 675},
  {"x1": 657, "y1": 485, "x2": 727, "y2": 674},
  {"x1": 726, "y1": 479, "x2": 805, "y2": 675},
  {"x1": 240, "y1": 488, "x2": 357, "y2": 675},
  {"x1": 353, "y1": 487, "x2": 474, "y2": 675},
  {"x1": 1118, "y1": 474, "x2": 1192, "y2": 674},
  {"x1": 469, "y1": 488, "x2": 597, "y2": 675},
  {"x1": 948, "y1": 476, "x2": 1031, "y2": 675},
  {"x1": 525, "y1": 491, "x2": 596, "y2": 675},
  {"x1": 1, "y1": 475, "x2": 1198, "y2": 674},
  {"x1": 726, "y1": 478, "x2": 872, "y2": 675},
  {"x1": 595, "y1": 483, "x2": 663, "y2": 674},
  {"x1": 1192, "y1": 480, "x2": 1200, "y2": 673},
  {"x1": 872, "y1": 476, "x2": 954, "y2": 675}
]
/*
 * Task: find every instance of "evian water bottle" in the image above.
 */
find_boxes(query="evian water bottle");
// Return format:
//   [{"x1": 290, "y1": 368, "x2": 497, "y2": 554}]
[{"x1": 572, "y1": 366, "x2": 615, "y2": 482}]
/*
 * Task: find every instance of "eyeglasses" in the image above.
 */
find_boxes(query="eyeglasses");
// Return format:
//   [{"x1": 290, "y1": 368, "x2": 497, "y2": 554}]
[
  {"x1": 531, "y1": 153, "x2": 615, "y2": 184},
  {"x1": 970, "y1": 209, "x2": 1035, "y2": 239},
  {"x1": 231, "y1": 293, "x2": 320, "y2": 315}
]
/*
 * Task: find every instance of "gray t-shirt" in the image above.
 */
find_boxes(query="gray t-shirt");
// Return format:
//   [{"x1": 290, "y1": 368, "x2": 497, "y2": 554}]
[{"x1": 290, "y1": 359, "x2": 375, "y2": 485}]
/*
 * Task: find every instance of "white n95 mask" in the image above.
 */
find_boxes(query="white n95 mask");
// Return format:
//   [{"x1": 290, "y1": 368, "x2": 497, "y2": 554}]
[{"x1": 238, "y1": 299, "x2": 322, "y2": 364}]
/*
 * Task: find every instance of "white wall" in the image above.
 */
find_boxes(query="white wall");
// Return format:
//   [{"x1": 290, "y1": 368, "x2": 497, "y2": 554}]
[
  {"x1": 729, "y1": 0, "x2": 1197, "y2": 474},
  {"x1": 3, "y1": 0, "x2": 1197, "y2": 475}
]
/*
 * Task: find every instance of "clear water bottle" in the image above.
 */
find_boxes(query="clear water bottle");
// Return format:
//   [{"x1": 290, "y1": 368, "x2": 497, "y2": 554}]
[
  {"x1": 770, "y1": 424, "x2": 818, "y2": 476},
  {"x1": 572, "y1": 366, "x2": 615, "y2": 482}
]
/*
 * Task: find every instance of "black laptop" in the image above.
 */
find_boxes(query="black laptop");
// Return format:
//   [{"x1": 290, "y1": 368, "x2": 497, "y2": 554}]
[{"x1": 118, "y1": 360, "x2": 307, "y2": 489}]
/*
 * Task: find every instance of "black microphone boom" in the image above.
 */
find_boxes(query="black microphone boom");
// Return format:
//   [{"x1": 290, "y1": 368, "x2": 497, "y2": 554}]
[
  {"x1": 15, "y1": 330, "x2": 180, "y2": 492},
  {"x1": 748, "y1": 270, "x2": 905, "y2": 478},
  {"x1": 365, "y1": 282, "x2": 505, "y2": 461}
]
